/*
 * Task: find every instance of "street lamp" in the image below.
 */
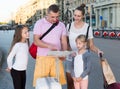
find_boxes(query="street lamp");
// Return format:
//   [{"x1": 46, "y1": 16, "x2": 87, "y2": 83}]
[
  {"x1": 64, "y1": 1, "x2": 72, "y2": 25},
  {"x1": 90, "y1": 3, "x2": 95, "y2": 27},
  {"x1": 66, "y1": 1, "x2": 70, "y2": 7},
  {"x1": 61, "y1": 0, "x2": 64, "y2": 21},
  {"x1": 90, "y1": 5, "x2": 92, "y2": 27},
  {"x1": 85, "y1": 4, "x2": 93, "y2": 27},
  {"x1": 85, "y1": 6, "x2": 88, "y2": 23}
]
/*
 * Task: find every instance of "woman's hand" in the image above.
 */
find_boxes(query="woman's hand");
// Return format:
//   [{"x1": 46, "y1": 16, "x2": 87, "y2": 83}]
[
  {"x1": 98, "y1": 49, "x2": 104, "y2": 57},
  {"x1": 70, "y1": 52, "x2": 76, "y2": 57}
]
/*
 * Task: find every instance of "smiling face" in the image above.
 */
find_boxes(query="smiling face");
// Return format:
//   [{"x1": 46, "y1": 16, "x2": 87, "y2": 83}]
[
  {"x1": 73, "y1": 10, "x2": 84, "y2": 22},
  {"x1": 21, "y1": 27, "x2": 29, "y2": 42},
  {"x1": 47, "y1": 11, "x2": 59, "y2": 24}
]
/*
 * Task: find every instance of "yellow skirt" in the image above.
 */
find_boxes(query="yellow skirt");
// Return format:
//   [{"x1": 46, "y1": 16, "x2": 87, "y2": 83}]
[{"x1": 33, "y1": 56, "x2": 66, "y2": 87}]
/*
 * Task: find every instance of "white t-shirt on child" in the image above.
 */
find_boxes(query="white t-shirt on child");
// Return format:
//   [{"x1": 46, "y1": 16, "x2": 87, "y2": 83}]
[{"x1": 74, "y1": 53, "x2": 88, "y2": 79}]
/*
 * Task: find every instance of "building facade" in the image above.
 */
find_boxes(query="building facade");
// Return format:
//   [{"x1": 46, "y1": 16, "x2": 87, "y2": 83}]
[
  {"x1": 64, "y1": 0, "x2": 120, "y2": 29},
  {"x1": 15, "y1": 0, "x2": 56, "y2": 25},
  {"x1": 13, "y1": 0, "x2": 120, "y2": 29},
  {"x1": 94, "y1": 0, "x2": 120, "y2": 29}
]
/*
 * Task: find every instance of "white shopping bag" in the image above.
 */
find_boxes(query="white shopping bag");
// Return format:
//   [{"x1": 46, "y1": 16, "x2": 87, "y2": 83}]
[{"x1": 36, "y1": 77, "x2": 62, "y2": 89}]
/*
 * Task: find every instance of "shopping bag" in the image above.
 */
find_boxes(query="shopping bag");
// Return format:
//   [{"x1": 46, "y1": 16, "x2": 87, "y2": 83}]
[
  {"x1": 29, "y1": 43, "x2": 37, "y2": 59},
  {"x1": 36, "y1": 77, "x2": 62, "y2": 89},
  {"x1": 101, "y1": 59, "x2": 116, "y2": 85}
]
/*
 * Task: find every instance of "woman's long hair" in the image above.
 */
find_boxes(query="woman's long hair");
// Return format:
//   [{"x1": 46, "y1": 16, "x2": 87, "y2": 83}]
[{"x1": 8, "y1": 25, "x2": 29, "y2": 55}]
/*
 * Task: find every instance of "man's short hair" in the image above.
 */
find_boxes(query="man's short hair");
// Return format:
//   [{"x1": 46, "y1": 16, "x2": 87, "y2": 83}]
[{"x1": 47, "y1": 4, "x2": 59, "y2": 13}]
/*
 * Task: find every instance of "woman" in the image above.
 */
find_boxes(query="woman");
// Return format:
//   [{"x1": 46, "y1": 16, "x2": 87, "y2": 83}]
[{"x1": 66, "y1": 4, "x2": 103, "y2": 89}]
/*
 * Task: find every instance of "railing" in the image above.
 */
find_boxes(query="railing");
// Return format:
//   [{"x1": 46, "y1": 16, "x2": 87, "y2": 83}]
[{"x1": 93, "y1": 30, "x2": 120, "y2": 40}]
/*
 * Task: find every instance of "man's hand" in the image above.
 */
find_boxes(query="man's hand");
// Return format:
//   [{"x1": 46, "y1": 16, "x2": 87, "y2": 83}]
[
  {"x1": 48, "y1": 44, "x2": 58, "y2": 51},
  {"x1": 58, "y1": 56, "x2": 66, "y2": 61}
]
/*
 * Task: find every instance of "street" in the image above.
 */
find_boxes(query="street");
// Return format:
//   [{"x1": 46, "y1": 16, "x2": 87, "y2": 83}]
[{"x1": 0, "y1": 30, "x2": 120, "y2": 89}]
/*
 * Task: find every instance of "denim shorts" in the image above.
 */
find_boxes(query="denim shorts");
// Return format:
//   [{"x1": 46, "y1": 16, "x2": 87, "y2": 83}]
[
  {"x1": 65, "y1": 56, "x2": 73, "y2": 73},
  {"x1": 65, "y1": 60, "x2": 72, "y2": 73}
]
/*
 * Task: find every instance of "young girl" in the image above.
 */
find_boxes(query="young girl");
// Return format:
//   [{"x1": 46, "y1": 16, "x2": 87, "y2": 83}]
[
  {"x1": 6, "y1": 25, "x2": 29, "y2": 89},
  {"x1": 71, "y1": 35, "x2": 92, "y2": 89}
]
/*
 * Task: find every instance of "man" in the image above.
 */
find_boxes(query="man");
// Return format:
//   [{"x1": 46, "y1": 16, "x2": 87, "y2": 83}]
[{"x1": 33, "y1": 4, "x2": 67, "y2": 87}]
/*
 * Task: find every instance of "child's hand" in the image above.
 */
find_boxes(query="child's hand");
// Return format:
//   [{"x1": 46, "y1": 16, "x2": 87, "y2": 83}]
[
  {"x1": 6, "y1": 68, "x2": 11, "y2": 72},
  {"x1": 76, "y1": 77, "x2": 82, "y2": 82},
  {"x1": 72, "y1": 77, "x2": 77, "y2": 82}
]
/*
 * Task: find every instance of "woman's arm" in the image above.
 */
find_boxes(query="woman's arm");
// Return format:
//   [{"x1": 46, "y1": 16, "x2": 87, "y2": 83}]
[
  {"x1": 34, "y1": 34, "x2": 58, "y2": 50},
  {"x1": 88, "y1": 38, "x2": 102, "y2": 54}
]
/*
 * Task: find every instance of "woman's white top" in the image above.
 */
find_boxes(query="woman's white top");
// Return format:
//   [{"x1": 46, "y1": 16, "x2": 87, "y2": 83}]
[
  {"x1": 7, "y1": 42, "x2": 28, "y2": 71},
  {"x1": 67, "y1": 22, "x2": 93, "y2": 51}
]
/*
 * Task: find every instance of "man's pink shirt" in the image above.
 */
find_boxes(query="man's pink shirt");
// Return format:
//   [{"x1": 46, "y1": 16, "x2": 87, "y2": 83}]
[{"x1": 33, "y1": 18, "x2": 67, "y2": 56}]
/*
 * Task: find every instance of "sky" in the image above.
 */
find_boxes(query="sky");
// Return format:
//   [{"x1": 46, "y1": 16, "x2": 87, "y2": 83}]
[{"x1": 0, "y1": 0, "x2": 30, "y2": 22}]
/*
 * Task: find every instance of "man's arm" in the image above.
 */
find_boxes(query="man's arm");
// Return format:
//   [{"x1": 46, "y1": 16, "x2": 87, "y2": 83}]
[
  {"x1": 57, "y1": 35, "x2": 68, "y2": 61},
  {"x1": 67, "y1": 36, "x2": 72, "y2": 50},
  {"x1": 34, "y1": 34, "x2": 49, "y2": 48},
  {"x1": 61, "y1": 35, "x2": 68, "y2": 51},
  {"x1": 34, "y1": 34, "x2": 57, "y2": 50}
]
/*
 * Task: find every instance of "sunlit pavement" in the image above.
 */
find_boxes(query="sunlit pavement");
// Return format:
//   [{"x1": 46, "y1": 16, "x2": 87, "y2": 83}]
[{"x1": 0, "y1": 30, "x2": 120, "y2": 89}]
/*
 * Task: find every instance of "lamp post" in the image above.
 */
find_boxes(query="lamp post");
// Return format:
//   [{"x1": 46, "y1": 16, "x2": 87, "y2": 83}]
[
  {"x1": 85, "y1": 6, "x2": 88, "y2": 23},
  {"x1": 64, "y1": 1, "x2": 72, "y2": 25},
  {"x1": 90, "y1": 4, "x2": 92, "y2": 27},
  {"x1": 90, "y1": 3, "x2": 95, "y2": 27},
  {"x1": 86, "y1": 4, "x2": 93, "y2": 27},
  {"x1": 66, "y1": 1, "x2": 70, "y2": 7},
  {"x1": 61, "y1": 0, "x2": 64, "y2": 21}
]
